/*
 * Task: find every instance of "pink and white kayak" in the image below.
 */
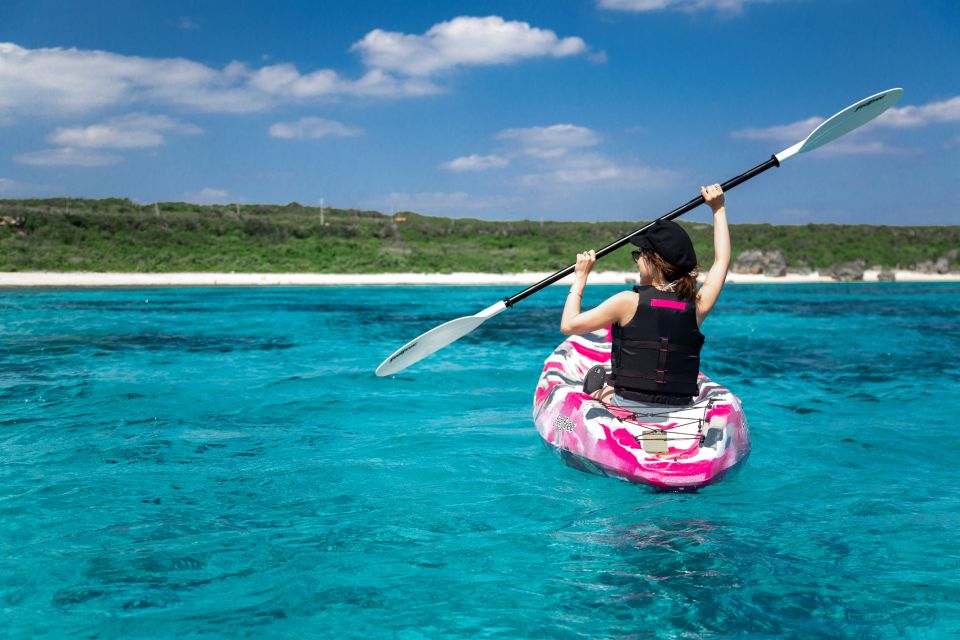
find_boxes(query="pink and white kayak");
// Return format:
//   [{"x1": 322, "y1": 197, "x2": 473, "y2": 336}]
[{"x1": 533, "y1": 326, "x2": 751, "y2": 490}]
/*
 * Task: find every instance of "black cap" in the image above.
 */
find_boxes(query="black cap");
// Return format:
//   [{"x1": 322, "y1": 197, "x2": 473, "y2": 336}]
[{"x1": 630, "y1": 220, "x2": 697, "y2": 273}]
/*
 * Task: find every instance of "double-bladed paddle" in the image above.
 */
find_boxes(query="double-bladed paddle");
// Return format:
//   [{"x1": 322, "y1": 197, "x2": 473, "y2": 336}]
[{"x1": 376, "y1": 88, "x2": 904, "y2": 377}]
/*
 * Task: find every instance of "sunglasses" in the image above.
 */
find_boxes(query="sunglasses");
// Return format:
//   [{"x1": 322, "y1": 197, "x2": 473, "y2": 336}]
[{"x1": 631, "y1": 250, "x2": 642, "y2": 262}]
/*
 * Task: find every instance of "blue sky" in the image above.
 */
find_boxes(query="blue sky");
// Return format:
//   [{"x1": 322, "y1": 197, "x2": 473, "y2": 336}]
[{"x1": 1, "y1": 0, "x2": 958, "y2": 223}]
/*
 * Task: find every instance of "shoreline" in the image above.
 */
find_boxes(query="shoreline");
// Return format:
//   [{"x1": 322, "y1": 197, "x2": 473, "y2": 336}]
[{"x1": 0, "y1": 270, "x2": 958, "y2": 287}]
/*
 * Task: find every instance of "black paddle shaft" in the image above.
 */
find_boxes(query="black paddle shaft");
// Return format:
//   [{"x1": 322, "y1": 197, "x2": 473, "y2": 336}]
[{"x1": 503, "y1": 155, "x2": 780, "y2": 308}]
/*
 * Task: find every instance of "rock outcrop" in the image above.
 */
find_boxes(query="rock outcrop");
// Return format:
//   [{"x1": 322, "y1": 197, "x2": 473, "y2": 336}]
[
  {"x1": 825, "y1": 259, "x2": 866, "y2": 282},
  {"x1": 764, "y1": 251, "x2": 787, "y2": 277},
  {"x1": 869, "y1": 264, "x2": 896, "y2": 281},
  {"x1": 732, "y1": 250, "x2": 764, "y2": 274},
  {"x1": 910, "y1": 249, "x2": 958, "y2": 274},
  {"x1": 731, "y1": 250, "x2": 787, "y2": 276}
]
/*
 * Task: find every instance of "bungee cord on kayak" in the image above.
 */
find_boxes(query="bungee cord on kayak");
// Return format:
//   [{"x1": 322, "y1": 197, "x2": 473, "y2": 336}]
[{"x1": 602, "y1": 399, "x2": 717, "y2": 440}]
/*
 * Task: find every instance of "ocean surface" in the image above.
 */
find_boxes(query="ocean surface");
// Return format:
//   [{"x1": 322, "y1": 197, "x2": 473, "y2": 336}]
[{"x1": 1, "y1": 283, "x2": 959, "y2": 639}]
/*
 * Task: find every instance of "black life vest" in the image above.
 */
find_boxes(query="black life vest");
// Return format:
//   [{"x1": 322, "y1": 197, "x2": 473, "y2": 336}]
[{"x1": 610, "y1": 285, "x2": 704, "y2": 402}]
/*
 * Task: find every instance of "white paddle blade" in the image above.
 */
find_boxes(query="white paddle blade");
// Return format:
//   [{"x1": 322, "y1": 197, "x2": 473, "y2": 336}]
[
  {"x1": 375, "y1": 301, "x2": 507, "y2": 376},
  {"x1": 775, "y1": 88, "x2": 903, "y2": 163}
]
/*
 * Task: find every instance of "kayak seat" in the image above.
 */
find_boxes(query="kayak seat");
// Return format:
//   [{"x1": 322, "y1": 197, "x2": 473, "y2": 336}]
[{"x1": 582, "y1": 365, "x2": 608, "y2": 394}]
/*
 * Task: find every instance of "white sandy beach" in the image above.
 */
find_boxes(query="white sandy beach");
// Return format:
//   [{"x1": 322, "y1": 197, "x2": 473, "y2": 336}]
[{"x1": 0, "y1": 270, "x2": 957, "y2": 287}]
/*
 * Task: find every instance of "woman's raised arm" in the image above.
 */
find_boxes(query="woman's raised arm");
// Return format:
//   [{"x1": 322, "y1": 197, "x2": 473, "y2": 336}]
[
  {"x1": 560, "y1": 250, "x2": 633, "y2": 335},
  {"x1": 696, "y1": 184, "x2": 729, "y2": 326}
]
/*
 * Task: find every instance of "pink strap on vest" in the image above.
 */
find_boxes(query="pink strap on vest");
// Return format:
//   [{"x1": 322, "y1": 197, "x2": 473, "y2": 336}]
[{"x1": 650, "y1": 298, "x2": 686, "y2": 311}]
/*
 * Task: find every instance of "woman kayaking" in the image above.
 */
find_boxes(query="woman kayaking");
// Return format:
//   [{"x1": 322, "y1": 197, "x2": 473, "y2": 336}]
[{"x1": 559, "y1": 183, "x2": 729, "y2": 407}]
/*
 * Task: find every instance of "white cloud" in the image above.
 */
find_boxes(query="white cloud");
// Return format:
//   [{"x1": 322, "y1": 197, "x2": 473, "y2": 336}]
[
  {"x1": 48, "y1": 113, "x2": 201, "y2": 149},
  {"x1": 875, "y1": 95, "x2": 960, "y2": 128},
  {"x1": 268, "y1": 117, "x2": 362, "y2": 140},
  {"x1": 496, "y1": 124, "x2": 601, "y2": 158},
  {"x1": 0, "y1": 42, "x2": 440, "y2": 119},
  {"x1": 448, "y1": 123, "x2": 677, "y2": 191},
  {"x1": 441, "y1": 154, "x2": 510, "y2": 172},
  {"x1": 0, "y1": 19, "x2": 588, "y2": 119},
  {"x1": 0, "y1": 176, "x2": 57, "y2": 195},
  {"x1": 18, "y1": 113, "x2": 201, "y2": 169},
  {"x1": 248, "y1": 63, "x2": 337, "y2": 96},
  {"x1": 246, "y1": 64, "x2": 439, "y2": 100},
  {"x1": 588, "y1": 50, "x2": 609, "y2": 64},
  {"x1": 348, "y1": 69, "x2": 442, "y2": 98},
  {"x1": 351, "y1": 16, "x2": 588, "y2": 76},
  {"x1": 518, "y1": 152, "x2": 680, "y2": 188},
  {"x1": 185, "y1": 187, "x2": 231, "y2": 204},
  {"x1": 0, "y1": 42, "x2": 258, "y2": 116},
  {"x1": 0, "y1": 176, "x2": 55, "y2": 195},
  {"x1": 15, "y1": 147, "x2": 122, "y2": 167},
  {"x1": 732, "y1": 96, "x2": 960, "y2": 143},
  {"x1": 731, "y1": 117, "x2": 899, "y2": 156},
  {"x1": 599, "y1": 0, "x2": 772, "y2": 13},
  {"x1": 730, "y1": 96, "x2": 960, "y2": 156},
  {"x1": 805, "y1": 141, "x2": 899, "y2": 156},
  {"x1": 177, "y1": 17, "x2": 200, "y2": 31},
  {"x1": 730, "y1": 116, "x2": 824, "y2": 143}
]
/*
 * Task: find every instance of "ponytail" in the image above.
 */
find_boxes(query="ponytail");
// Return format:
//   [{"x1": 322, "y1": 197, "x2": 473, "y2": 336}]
[{"x1": 643, "y1": 250, "x2": 699, "y2": 302}]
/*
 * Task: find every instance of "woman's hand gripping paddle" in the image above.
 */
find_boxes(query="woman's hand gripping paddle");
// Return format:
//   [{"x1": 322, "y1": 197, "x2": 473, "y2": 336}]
[{"x1": 376, "y1": 88, "x2": 904, "y2": 377}]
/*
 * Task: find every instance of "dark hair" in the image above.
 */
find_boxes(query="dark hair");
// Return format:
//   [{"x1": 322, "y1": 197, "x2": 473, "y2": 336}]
[{"x1": 641, "y1": 250, "x2": 699, "y2": 302}]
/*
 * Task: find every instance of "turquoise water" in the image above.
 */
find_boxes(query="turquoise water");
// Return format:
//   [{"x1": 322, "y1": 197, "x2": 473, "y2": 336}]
[{"x1": 2, "y1": 283, "x2": 959, "y2": 638}]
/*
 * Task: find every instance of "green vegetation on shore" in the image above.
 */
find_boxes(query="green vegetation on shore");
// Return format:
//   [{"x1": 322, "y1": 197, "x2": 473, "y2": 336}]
[{"x1": 1, "y1": 198, "x2": 957, "y2": 273}]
